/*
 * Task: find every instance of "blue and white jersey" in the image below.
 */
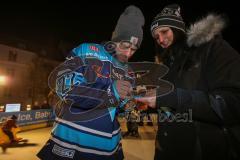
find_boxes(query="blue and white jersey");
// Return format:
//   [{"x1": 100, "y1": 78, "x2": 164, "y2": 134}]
[{"x1": 38, "y1": 43, "x2": 134, "y2": 160}]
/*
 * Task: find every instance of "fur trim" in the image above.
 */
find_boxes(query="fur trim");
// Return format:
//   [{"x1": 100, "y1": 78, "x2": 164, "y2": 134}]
[{"x1": 187, "y1": 14, "x2": 226, "y2": 47}]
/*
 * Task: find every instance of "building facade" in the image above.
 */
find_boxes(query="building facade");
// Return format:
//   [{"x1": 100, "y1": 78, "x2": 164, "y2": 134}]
[{"x1": 0, "y1": 44, "x2": 60, "y2": 111}]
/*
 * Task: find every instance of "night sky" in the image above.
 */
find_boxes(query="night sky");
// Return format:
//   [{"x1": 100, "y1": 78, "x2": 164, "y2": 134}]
[{"x1": 0, "y1": 1, "x2": 239, "y2": 61}]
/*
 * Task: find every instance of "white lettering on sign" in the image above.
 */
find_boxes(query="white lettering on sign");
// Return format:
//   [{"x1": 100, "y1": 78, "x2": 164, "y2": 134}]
[
  {"x1": 18, "y1": 114, "x2": 33, "y2": 121},
  {"x1": 35, "y1": 111, "x2": 51, "y2": 119}
]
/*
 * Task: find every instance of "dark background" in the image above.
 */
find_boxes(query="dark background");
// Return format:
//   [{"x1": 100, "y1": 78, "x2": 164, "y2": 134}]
[{"x1": 0, "y1": 0, "x2": 239, "y2": 61}]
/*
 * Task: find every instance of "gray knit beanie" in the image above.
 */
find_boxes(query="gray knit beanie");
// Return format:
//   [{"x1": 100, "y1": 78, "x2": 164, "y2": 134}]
[{"x1": 111, "y1": 5, "x2": 145, "y2": 48}]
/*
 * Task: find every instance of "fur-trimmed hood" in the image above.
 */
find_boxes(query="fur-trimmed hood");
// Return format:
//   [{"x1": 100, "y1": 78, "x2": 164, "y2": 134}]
[{"x1": 187, "y1": 14, "x2": 226, "y2": 47}]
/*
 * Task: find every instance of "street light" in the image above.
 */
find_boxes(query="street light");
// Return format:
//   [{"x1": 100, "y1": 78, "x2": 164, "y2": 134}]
[{"x1": 0, "y1": 75, "x2": 7, "y2": 86}]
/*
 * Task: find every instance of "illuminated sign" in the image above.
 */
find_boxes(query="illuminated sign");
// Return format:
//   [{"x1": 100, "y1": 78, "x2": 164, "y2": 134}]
[{"x1": 5, "y1": 103, "x2": 21, "y2": 112}]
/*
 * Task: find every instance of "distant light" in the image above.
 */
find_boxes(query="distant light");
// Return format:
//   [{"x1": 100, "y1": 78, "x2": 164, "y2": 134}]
[
  {"x1": 34, "y1": 101, "x2": 39, "y2": 106},
  {"x1": 0, "y1": 75, "x2": 7, "y2": 86},
  {"x1": 0, "y1": 105, "x2": 4, "y2": 112},
  {"x1": 27, "y1": 104, "x2": 31, "y2": 111}
]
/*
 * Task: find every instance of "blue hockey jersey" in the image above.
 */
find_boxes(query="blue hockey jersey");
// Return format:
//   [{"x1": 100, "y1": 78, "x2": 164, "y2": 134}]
[{"x1": 37, "y1": 43, "x2": 134, "y2": 160}]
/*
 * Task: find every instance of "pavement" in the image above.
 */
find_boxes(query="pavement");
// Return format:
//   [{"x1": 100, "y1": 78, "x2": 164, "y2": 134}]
[{"x1": 1, "y1": 121, "x2": 157, "y2": 160}]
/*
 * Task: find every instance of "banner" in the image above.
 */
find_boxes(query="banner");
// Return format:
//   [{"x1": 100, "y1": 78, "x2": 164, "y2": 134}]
[{"x1": 0, "y1": 109, "x2": 55, "y2": 126}]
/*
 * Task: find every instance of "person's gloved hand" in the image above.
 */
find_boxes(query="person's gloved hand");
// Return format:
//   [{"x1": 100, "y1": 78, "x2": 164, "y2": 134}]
[{"x1": 115, "y1": 80, "x2": 133, "y2": 99}]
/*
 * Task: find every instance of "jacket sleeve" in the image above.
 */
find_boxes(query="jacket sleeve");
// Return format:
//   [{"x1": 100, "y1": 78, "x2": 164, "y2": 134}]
[
  {"x1": 206, "y1": 38, "x2": 240, "y2": 125},
  {"x1": 156, "y1": 88, "x2": 222, "y2": 124},
  {"x1": 156, "y1": 38, "x2": 240, "y2": 125}
]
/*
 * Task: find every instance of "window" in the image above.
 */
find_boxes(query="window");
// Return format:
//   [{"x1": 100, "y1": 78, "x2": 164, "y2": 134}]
[
  {"x1": 4, "y1": 87, "x2": 12, "y2": 97},
  {"x1": 6, "y1": 68, "x2": 15, "y2": 77},
  {"x1": 28, "y1": 88, "x2": 32, "y2": 98},
  {"x1": 8, "y1": 50, "x2": 17, "y2": 62}
]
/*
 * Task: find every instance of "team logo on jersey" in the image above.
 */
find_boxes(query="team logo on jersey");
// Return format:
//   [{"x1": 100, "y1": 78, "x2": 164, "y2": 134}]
[
  {"x1": 89, "y1": 45, "x2": 99, "y2": 52},
  {"x1": 52, "y1": 144, "x2": 75, "y2": 158}
]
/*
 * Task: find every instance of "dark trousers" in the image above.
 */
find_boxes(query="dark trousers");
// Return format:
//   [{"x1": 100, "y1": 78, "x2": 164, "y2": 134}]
[{"x1": 2, "y1": 129, "x2": 14, "y2": 141}]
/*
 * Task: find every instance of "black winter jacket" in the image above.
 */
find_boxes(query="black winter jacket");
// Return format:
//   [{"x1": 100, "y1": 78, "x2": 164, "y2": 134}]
[{"x1": 155, "y1": 14, "x2": 240, "y2": 160}]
